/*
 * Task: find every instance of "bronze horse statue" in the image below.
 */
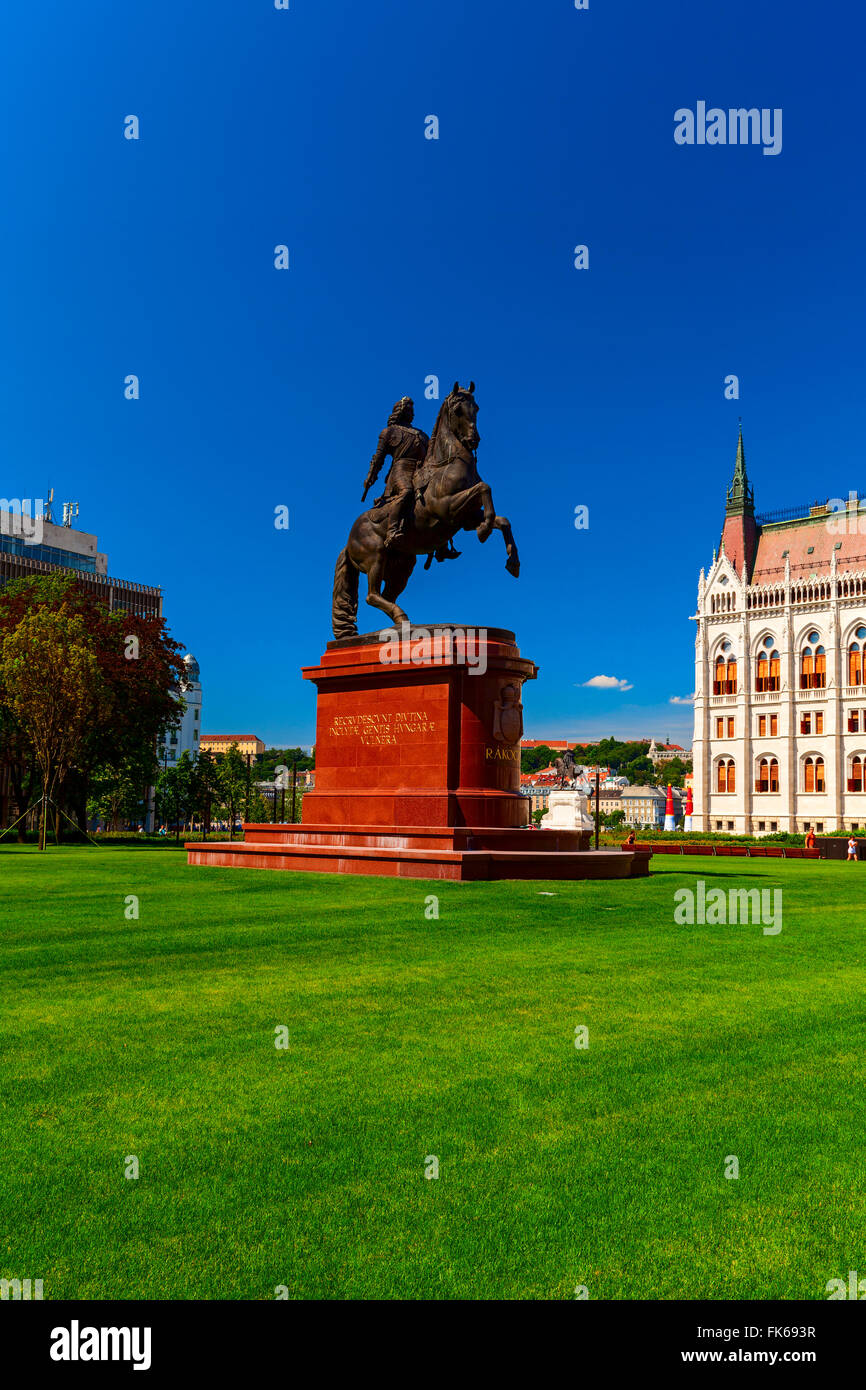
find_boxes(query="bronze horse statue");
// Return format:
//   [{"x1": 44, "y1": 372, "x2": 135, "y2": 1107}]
[{"x1": 332, "y1": 384, "x2": 519, "y2": 638}]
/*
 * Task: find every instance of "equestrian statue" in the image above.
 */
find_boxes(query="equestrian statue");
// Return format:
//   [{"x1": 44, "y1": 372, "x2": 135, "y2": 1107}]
[{"x1": 332, "y1": 382, "x2": 519, "y2": 638}]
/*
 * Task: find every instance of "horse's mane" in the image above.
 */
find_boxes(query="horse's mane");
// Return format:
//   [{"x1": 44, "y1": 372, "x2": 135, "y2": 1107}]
[
  {"x1": 426, "y1": 393, "x2": 451, "y2": 461},
  {"x1": 427, "y1": 390, "x2": 465, "y2": 462}
]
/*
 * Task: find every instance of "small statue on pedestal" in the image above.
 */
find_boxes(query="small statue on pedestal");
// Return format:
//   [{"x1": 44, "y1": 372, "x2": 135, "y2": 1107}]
[{"x1": 553, "y1": 750, "x2": 578, "y2": 788}]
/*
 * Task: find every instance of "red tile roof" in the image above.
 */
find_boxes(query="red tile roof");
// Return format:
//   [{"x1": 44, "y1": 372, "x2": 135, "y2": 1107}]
[{"x1": 751, "y1": 513, "x2": 866, "y2": 582}]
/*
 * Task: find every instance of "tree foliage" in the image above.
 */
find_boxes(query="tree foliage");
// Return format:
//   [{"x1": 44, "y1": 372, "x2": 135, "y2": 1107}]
[
  {"x1": 0, "y1": 575, "x2": 185, "y2": 840},
  {"x1": 0, "y1": 605, "x2": 105, "y2": 848},
  {"x1": 156, "y1": 751, "x2": 196, "y2": 841},
  {"x1": 257, "y1": 745, "x2": 315, "y2": 777},
  {"x1": 218, "y1": 744, "x2": 248, "y2": 841},
  {"x1": 520, "y1": 745, "x2": 556, "y2": 774}
]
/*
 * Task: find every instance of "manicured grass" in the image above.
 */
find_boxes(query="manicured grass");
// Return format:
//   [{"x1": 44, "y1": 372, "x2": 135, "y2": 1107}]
[{"x1": 1, "y1": 845, "x2": 865, "y2": 1300}]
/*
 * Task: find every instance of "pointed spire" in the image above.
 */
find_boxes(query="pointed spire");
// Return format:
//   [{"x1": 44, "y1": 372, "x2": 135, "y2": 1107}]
[{"x1": 726, "y1": 420, "x2": 754, "y2": 516}]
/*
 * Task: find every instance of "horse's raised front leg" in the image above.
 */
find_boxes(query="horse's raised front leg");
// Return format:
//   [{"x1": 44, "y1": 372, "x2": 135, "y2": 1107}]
[
  {"x1": 474, "y1": 482, "x2": 496, "y2": 542},
  {"x1": 441, "y1": 481, "x2": 491, "y2": 539},
  {"x1": 493, "y1": 516, "x2": 520, "y2": 577}
]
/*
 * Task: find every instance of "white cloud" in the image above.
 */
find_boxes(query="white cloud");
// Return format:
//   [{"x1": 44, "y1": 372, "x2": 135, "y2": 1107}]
[
  {"x1": 669, "y1": 694, "x2": 696, "y2": 705},
  {"x1": 581, "y1": 674, "x2": 634, "y2": 692}
]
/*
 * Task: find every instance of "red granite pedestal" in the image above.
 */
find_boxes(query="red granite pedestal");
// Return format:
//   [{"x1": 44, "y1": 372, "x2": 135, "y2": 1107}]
[{"x1": 187, "y1": 625, "x2": 650, "y2": 881}]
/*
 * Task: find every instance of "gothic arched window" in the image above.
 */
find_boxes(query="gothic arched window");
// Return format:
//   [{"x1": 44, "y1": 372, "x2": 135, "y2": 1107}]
[
  {"x1": 848, "y1": 629, "x2": 866, "y2": 685},
  {"x1": 801, "y1": 634, "x2": 826, "y2": 690},
  {"x1": 756, "y1": 637, "x2": 780, "y2": 693},
  {"x1": 803, "y1": 756, "x2": 825, "y2": 793},
  {"x1": 755, "y1": 757, "x2": 779, "y2": 794}
]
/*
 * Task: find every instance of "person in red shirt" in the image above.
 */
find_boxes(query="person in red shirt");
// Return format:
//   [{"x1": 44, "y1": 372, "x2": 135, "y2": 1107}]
[
  {"x1": 625, "y1": 830, "x2": 636, "y2": 847},
  {"x1": 805, "y1": 827, "x2": 817, "y2": 850}
]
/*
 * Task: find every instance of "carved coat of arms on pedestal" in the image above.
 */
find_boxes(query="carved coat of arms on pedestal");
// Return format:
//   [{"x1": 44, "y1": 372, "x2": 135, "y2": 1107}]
[{"x1": 493, "y1": 681, "x2": 523, "y2": 744}]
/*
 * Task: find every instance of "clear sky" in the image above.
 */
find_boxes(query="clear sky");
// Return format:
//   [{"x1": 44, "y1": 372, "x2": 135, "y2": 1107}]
[{"x1": 2, "y1": 0, "x2": 864, "y2": 747}]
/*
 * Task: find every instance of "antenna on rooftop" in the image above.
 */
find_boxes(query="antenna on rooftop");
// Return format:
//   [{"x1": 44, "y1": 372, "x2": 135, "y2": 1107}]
[
  {"x1": 62, "y1": 502, "x2": 79, "y2": 528},
  {"x1": 44, "y1": 487, "x2": 55, "y2": 525}
]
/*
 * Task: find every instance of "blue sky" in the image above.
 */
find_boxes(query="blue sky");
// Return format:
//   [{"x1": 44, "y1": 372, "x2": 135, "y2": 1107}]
[{"x1": 2, "y1": 0, "x2": 864, "y2": 747}]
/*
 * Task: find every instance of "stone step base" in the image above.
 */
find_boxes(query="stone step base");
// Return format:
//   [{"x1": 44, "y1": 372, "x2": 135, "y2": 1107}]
[
  {"x1": 234, "y1": 822, "x2": 589, "y2": 852},
  {"x1": 185, "y1": 837, "x2": 651, "y2": 881}
]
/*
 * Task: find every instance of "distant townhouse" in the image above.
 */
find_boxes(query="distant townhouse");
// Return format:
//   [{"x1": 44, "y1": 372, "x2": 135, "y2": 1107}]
[
  {"x1": 648, "y1": 738, "x2": 688, "y2": 765},
  {"x1": 597, "y1": 787, "x2": 624, "y2": 818},
  {"x1": 625, "y1": 783, "x2": 681, "y2": 822},
  {"x1": 200, "y1": 734, "x2": 265, "y2": 758}
]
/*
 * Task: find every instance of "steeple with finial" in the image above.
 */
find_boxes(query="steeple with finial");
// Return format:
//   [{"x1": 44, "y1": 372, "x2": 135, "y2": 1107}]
[
  {"x1": 725, "y1": 420, "x2": 754, "y2": 517},
  {"x1": 719, "y1": 421, "x2": 759, "y2": 581}
]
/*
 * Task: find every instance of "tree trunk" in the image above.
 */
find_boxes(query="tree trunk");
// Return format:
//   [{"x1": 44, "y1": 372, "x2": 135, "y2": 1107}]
[{"x1": 9, "y1": 757, "x2": 37, "y2": 844}]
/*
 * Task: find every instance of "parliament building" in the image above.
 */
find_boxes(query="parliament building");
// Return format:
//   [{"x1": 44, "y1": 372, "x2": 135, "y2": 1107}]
[{"x1": 692, "y1": 430, "x2": 866, "y2": 834}]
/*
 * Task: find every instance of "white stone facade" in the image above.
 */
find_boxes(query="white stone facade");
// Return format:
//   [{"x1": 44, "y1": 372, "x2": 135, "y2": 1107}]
[
  {"x1": 161, "y1": 653, "x2": 202, "y2": 768},
  {"x1": 693, "y1": 540, "x2": 866, "y2": 834}
]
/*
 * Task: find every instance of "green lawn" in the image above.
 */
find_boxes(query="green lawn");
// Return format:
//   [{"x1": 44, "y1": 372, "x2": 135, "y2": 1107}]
[{"x1": 1, "y1": 845, "x2": 865, "y2": 1300}]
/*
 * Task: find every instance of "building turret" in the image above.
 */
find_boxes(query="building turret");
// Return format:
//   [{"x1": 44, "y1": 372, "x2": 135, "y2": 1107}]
[{"x1": 720, "y1": 424, "x2": 759, "y2": 580}]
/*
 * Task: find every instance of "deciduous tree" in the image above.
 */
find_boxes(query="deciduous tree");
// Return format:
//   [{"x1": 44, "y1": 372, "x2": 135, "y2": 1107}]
[{"x1": 0, "y1": 605, "x2": 107, "y2": 849}]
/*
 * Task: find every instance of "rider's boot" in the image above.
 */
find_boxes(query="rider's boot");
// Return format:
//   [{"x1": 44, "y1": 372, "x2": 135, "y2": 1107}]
[{"x1": 434, "y1": 541, "x2": 461, "y2": 562}]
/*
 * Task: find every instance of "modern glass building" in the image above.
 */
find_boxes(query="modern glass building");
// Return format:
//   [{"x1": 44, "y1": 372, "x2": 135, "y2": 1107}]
[{"x1": 0, "y1": 506, "x2": 161, "y2": 618}]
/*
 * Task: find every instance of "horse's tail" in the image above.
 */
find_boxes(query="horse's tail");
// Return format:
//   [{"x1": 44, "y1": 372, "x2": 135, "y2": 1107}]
[{"x1": 332, "y1": 546, "x2": 359, "y2": 639}]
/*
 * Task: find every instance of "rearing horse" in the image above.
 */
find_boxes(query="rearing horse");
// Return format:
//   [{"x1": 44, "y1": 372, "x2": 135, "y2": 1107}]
[{"x1": 332, "y1": 384, "x2": 519, "y2": 638}]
